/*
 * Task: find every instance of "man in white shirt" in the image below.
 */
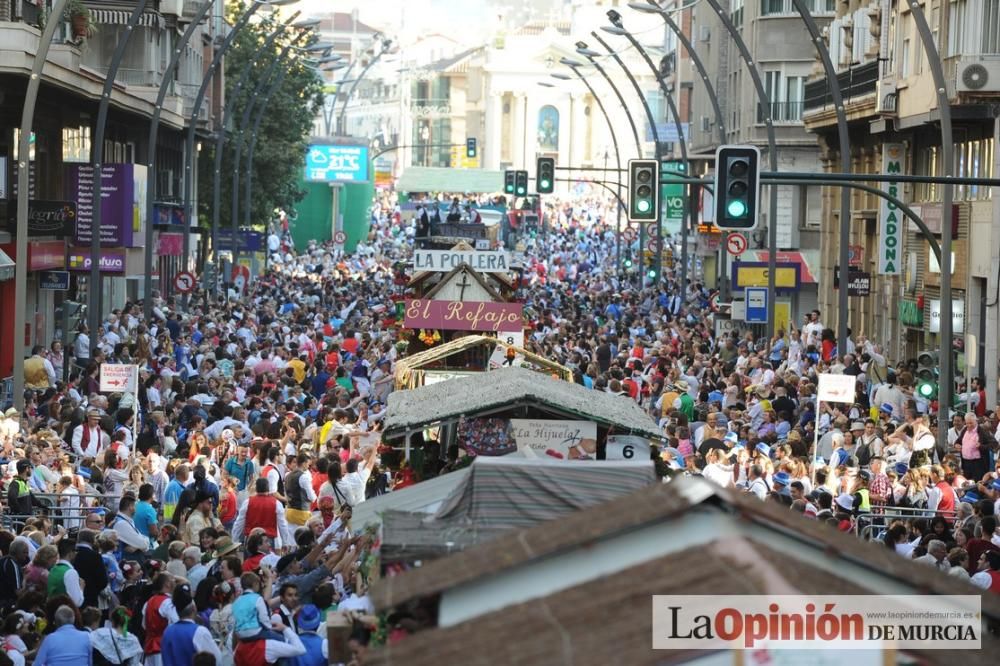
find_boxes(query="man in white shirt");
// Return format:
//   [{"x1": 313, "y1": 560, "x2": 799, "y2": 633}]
[
  {"x1": 72, "y1": 408, "x2": 110, "y2": 460},
  {"x1": 913, "y1": 540, "x2": 949, "y2": 571},
  {"x1": 803, "y1": 310, "x2": 824, "y2": 349},
  {"x1": 336, "y1": 447, "x2": 377, "y2": 506},
  {"x1": 113, "y1": 496, "x2": 151, "y2": 555},
  {"x1": 52, "y1": 540, "x2": 85, "y2": 607},
  {"x1": 746, "y1": 464, "x2": 770, "y2": 500}
]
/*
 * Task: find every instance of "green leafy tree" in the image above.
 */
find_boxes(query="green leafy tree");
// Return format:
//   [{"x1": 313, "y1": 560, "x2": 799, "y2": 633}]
[{"x1": 196, "y1": 1, "x2": 322, "y2": 235}]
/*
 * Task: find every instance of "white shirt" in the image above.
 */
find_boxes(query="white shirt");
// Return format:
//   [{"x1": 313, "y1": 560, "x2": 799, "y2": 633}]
[
  {"x1": 114, "y1": 513, "x2": 150, "y2": 552},
  {"x1": 72, "y1": 424, "x2": 110, "y2": 459},
  {"x1": 336, "y1": 467, "x2": 371, "y2": 506},
  {"x1": 262, "y1": 627, "x2": 306, "y2": 662},
  {"x1": 231, "y1": 495, "x2": 294, "y2": 549},
  {"x1": 171, "y1": 620, "x2": 222, "y2": 661},
  {"x1": 298, "y1": 470, "x2": 317, "y2": 503},
  {"x1": 74, "y1": 332, "x2": 90, "y2": 359},
  {"x1": 56, "y1": 559, "x2": 84, "y2": 606},
  {"x1": 701, "y1": 463, "x2": 733, "y2": 488}
]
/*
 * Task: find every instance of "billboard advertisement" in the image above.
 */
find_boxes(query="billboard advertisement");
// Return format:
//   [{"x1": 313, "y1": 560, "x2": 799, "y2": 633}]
[
  {"x1": 68, "y1": 163, "x2": 147, "y2": 247},
  {"x1": 304, "y1": 144, "x2": 369, "y2": 183}
]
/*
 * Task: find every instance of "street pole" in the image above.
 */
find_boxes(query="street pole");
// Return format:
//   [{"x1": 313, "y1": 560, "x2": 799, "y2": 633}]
[
  {"x1": 230, "y1": 32, "x2": 312, "y2": 269},
  {"x1": 142, "y1": 0, "x2": 215, "y2": 322},
  {"x1": 209, "y1": 12, "x2": 302, "y2": 269},
  {"x1": 13, "y1": 0, "x2": 69, "y2": 411},
  {"x1": 910, "y1": 3, "x2": 955, "y2": 451},
  {"x1": 587, "y1": 32, "x2": 668, "y2": 286},
  {"x1": 88, "y1": 0, "x2": 150, "y2": 356},
  {"x1": 630, "y1": 1, "x2": 728, "y2": 298},
  {"x1": 703, "y1": 0, "x2": 780, "y2": 340},
  {"x1": 600, "y1": 22, "x2": 693, "y2": 294},
  {"x1": 182, "y1": 0, "x2": 278, "y2": 306},
  {"x1": 560, "y1": 56, "x2": 642, "y2": 283},
  {"x1": 790, "y1": 0, "x2": 852, "y2": 355},
  {"x1": 553, "y1": 71, "x2": 625, "y2": 272},
  {"x1": 337, "y1": 38, "x2": 392, "y2": 136}
]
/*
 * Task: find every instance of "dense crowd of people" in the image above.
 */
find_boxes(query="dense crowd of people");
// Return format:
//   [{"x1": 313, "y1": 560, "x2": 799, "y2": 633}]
[{"x1": 1, "y1": 187, "x2": 999, "y2": 665}]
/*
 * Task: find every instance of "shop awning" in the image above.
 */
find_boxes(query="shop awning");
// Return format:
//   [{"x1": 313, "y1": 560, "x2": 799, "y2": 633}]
[
  {"x1": 89, "y1": 6, "x2": 165, "y2": 30},
  {"x1": 0, "y1": 248, "x2": 14, "y2": 281},
  {"x1": 751, "y1": 250, "x2": 819, "y2": 283}
]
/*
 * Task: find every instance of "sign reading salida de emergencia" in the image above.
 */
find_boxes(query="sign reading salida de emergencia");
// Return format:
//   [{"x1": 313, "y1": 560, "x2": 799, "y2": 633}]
[{"x1": 404, "y1": 299, "x2": 522, "y2": 332}]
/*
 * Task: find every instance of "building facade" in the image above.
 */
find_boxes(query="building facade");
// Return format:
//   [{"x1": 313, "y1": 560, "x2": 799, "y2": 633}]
[{"x1": 803, "y1": 0, "x2": 1000, "y2": 402}]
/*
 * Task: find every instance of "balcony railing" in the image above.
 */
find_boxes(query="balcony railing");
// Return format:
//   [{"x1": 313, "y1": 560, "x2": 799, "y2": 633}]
[
  {"x1": 756, "y1": 101, "x2": 804, "y2": 123},
  {"x1": 93, "y1": 66, "x2": 162, "y2": 88},
  {"x1": 803, "y1": 60, "x2": 879, "y2": 112}
]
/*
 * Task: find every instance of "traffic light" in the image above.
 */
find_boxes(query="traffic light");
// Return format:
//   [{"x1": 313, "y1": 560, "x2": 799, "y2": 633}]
[
  {"x1": 536, "y1": 157, "x2": 555, "y2": 194},
  {"x1": 916, "y1": 350, "x2": 939, "y2": 400},
  {"x1": 647, "y1": 267, "x2": 658, "y2": 280},
  {"x1": 628, "y1": 159, "x2": 659, "y2": 222},
  {"x1": 504, "y1": 170, "x2": 516, "y2": 195},
  {"x1": 713, "y1": 144, "x2": 761, "y2": 229},
  {"x1": 515, "y1": 170, "x2": 528, "y2": 196},
  {"x1": 466, "y1": 137, "x2": 477, "y2": 159}
]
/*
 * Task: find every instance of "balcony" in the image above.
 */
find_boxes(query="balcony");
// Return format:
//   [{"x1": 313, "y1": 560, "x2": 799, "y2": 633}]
[
  {"x1": 803, "y1": 60, "x2": 879, "y2": 112},
  {"x1": 93, "y1": 66, "x2": 162, "y2": 88}
]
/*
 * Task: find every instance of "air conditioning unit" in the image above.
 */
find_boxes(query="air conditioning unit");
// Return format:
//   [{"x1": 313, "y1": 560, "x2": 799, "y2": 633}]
[
  {"x1": 699, "y1": 26, "x2": 710, "y2": 42},
  {"x1": 956, "y1": 59, "x2": 1000, "y2": 93},
  {"x1": 160, "y1": 0, "x2": 183, "y2": 16},
  {"x1": 875, "y1": 79, "x2": 897, "y2": 115}
]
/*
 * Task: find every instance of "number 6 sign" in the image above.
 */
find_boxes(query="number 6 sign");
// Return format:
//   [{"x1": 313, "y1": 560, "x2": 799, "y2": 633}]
[{"x1": 605, "y1": 436, "x2": 650, "y2": 460}]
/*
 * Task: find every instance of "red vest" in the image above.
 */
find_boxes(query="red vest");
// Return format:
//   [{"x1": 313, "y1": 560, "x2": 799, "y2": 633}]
[
  {"x1": 144, "y1": 593, "x2": 170, "y2": 654},
  {"x1": 936, "y1": 481, "x2": 955, "y2": 517},
  {"x1": 234, "y1": 638, "x2": 268, "y2": 666},
  {"x1": 987, "y1": 570, "x2": 1000, "y2": 594},
  {"x1": 245, "y1": 495, "x2": 278, "y2": 538}
]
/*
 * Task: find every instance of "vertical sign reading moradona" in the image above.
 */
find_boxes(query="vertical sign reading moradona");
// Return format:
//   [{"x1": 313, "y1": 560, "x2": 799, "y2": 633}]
[{"x1": 879, "y1": 144, "x2": 904, "y2": 274}]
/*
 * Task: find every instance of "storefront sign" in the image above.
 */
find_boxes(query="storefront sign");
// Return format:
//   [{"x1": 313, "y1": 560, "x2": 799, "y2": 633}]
[
  {"x1": 214, "y1": 229, "x2": 264, "y2": 253},
  {"x1": 898, "y1": 300, "x2": 923, "y2": 327},
  {"x1": 0, "y1": 200, "x2": 76, "y2": 237},
  {"x1": 67, "y1": 247, "x2": 126, "y2": 273},
  {"x1": 29, "y1": 240, "x2": 66, "y2": 270},
  {"x1": 878, "y1": 143, "x2": 904, "y2": 274},
  {"x1": 732, "y1": 262, "x2": 801, "y2": 291},
  {"x1": 509, "y1": 419, "x2": 598, "y2": 460},
  {"x1": 457, "y1": 418, "x2": 599, "y2": 459},
  {"x1": 412, "y1": 249, "x2": 511, "y2": 273},
  {"x1": 404, "y1": 299, "x2": 523, "y2": 332},
  {"x1": 156, "y1": 233, "x2": 184, "y2": 257},
  {"x1": 833, "y1": 266, "x2": 872, "y2": 296},
  {"x1": 68, "y1": 163, "x2": 148, "y2": 247},
  {"x1": 929, "y1": 298, "x2": 964, "y2": 334},
  {"x1": 39, "y1": 270, "x2": 70, "y2": 290}
]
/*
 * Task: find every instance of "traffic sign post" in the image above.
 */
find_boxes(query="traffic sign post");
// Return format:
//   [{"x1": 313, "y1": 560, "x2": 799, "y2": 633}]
[
  {"x1": 744, "y1": 287, "x2": 768, "y2": 323},
  {"x1": 334, "y1": 230, "x2": 347, "y2": 245},
  {"x1": 174, "y1": 271, "x2": 196, "y2": 294},
  {"x1": 725, "y1": 232, "x2": 748, "y2": 256}
]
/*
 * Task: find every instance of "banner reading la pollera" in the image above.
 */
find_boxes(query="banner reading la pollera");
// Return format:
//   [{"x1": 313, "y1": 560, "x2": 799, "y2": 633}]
[{"x1": 652, "y1": 595, "x2": 982, "y2": 651}]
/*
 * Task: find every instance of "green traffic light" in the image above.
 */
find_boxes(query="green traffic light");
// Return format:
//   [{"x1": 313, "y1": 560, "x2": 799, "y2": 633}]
[
  {"x1": 727, "y1": 199, "x2": 748, "y2": 218},
  {"x1": 624, "y1": 258, "x2": 633, "y2": 268},
  {"x1": 647, "y1": 269, "x2": 657, "y2": 278},
  {"x1": 540, "y1": 179, "x2": 550, "y2": 189},
  {"x1": 917, "y1": 382, "x2": 936, "y2": 398},
  {"x1": 636, "y1": 200, "x2": 652, "y2": 213}
]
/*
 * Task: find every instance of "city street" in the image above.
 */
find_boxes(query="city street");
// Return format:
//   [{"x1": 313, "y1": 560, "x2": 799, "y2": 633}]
[{"x1": 0, "y1": 1, "x2": 999, "y2": 665}]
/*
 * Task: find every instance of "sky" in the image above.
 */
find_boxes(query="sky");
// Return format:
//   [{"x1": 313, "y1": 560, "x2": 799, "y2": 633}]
[{"x1": 290, "y1": 0, "x2": 495, "y2": 43}]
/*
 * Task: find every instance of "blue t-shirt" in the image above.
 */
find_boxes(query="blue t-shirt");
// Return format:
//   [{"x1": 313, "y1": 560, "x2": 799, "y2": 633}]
[{"x1": 134, "y1": 500, "x2": 158, "y2": 539}]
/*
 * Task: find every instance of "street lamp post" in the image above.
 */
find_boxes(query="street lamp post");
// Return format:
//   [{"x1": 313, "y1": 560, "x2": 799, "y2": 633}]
[
  {"x1": 229, "y1": 30, "x2": 315, "y2": 269},
  {"x1": 181, "y1": 0, "x2": 292, "y2": 305},
  {"x1": 12, "y1": 0, "x2": 70, "y2": 411},
  {"x1": 245, "y1": 62, "x2": 345, "y2": 235},
  {"x1": 337, "y1": 37, "x2": 393, "y2": 136},
  {"x1": 208, "y1": 11, "x2": 305, "y2": 270},
  {"x1": 87, "y1": 0, "x2": 151, "y2": 355},
  {"x1": 142, "y1": 0, "x2": 216, "y2": 322},
  {"x1": 551, "y1": 71, "x2": 625, "y2": 270}
]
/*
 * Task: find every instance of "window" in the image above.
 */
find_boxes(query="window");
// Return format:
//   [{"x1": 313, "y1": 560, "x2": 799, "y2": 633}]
[
  {"x1": 63, "y1": 126, "x2": 91, "y2": 163},
  {"x1": 731, "y1": 0, "x2": 744, "y2": 27},
  {"x1": 901, "y1": 38, "x2": 911, "y2": 77},
  {"x1": 761, "y1": 0, "x2": 787, "y2": 15},
  {"x1": 785, "y1": 76, "x2": 805, "y2": 121},
  {"x1": 759, "y1": 71, "x2": 804, "y2": 122}
]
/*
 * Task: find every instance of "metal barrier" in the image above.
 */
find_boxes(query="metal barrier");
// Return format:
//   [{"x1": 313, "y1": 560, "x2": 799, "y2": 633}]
[
  {"x1": 0, "y1": 492, "x2": 114, "y2": 531},
  {"x1": 854, "y1": 504, "x2": 958, "y2": 541}
]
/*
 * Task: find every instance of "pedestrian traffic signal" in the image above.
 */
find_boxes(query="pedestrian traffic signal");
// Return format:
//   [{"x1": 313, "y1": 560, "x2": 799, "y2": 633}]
[
  {"x1": 536, "y1": 157, "x2": 555, "y2": 194},
  {"x1": 628, "y1": 159, "x2": 659, "y2": 222},
  {"x1": 466, "y1": 137, "x2": 477, "y2": 159},
  {"x1": 515, "y1": 170, "x2": 528, "y2": 196},
  {"x1": 916, "y1": 350, "x2": 940, "y2": 400},
  {"x1": 504, "y1": 170, "x2": 516, "y2": 195},
  {"x1": 713, "y1": 144, "x2": 760, "y2": 230}
]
